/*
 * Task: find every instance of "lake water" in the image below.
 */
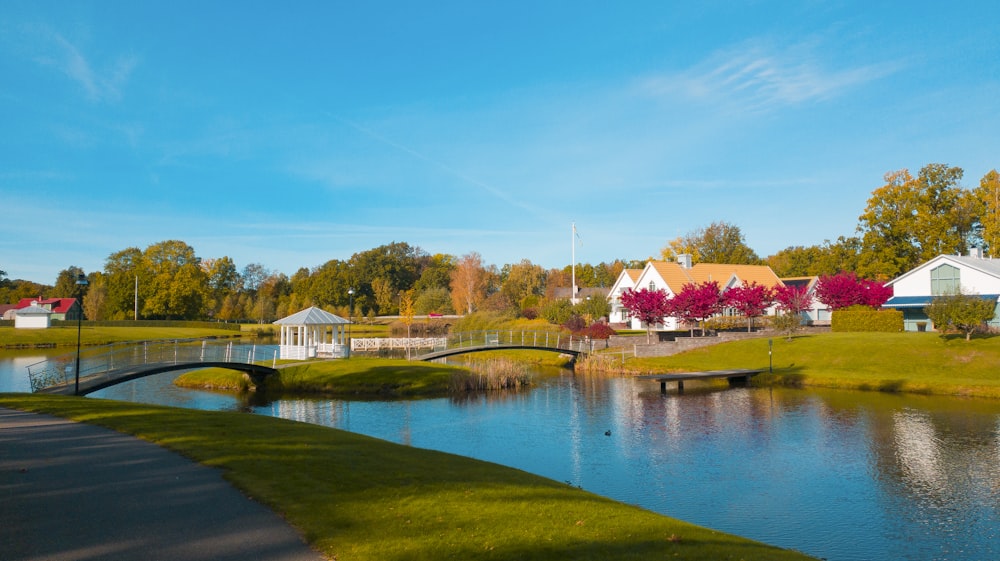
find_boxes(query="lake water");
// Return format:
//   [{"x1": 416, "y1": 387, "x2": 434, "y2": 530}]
[{"x1": 3, "y1": 350, "x2": 1000, "y2": 561}]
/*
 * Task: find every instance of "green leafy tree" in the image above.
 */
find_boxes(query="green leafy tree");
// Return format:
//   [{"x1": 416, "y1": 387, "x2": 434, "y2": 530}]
[
  {"x1": 857, "y1": 164, "x2": 974, "y2": 279},
  {"x1": 141, "y1": 240, "x2": 207, "y2": 320},
  {"x1": 810, "y1": 236, "x2": 862, "y2": 277},
  {"x1": 924, "y1": 290, "x2": 997, "y2": 341},
  {"x1": 661, "y1": 221, "x2": 760, "y2": 265},
  {"x1": 501, "y1": 259, "x2": 547, "y2": 309},
  {"x1": 204, "y1": 256, "x2": 240, "y2": 318},
  {"x1": 103, "y1": 247, "x2": 143, "y2": 320},
  {"x1": 53, "y1": 266, "x2": 86, "y2": 297},
  {"x1": 766, "y1": 246, "x2": 825, "y2": 277},
  {"x1": 413, "y1": 253, "x2": 456, "y2": 292},
  {"x1": 413, "y1": 287, "x2": 454, "y2": 315},
  {"x1": 372, "y1": 277, "x2": 395, "y2": 315},
  {"x1": 974, "y1": 169, "x2": 1000, "y2": 255},
  {"x1": 82, "y1": 273, "x2": 107, "y2": 321}
]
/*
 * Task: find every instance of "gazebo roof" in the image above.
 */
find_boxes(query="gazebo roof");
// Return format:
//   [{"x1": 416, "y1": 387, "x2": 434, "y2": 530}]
[{"x1": 273, "y1": 306, "x2": 350, "y2": 326}]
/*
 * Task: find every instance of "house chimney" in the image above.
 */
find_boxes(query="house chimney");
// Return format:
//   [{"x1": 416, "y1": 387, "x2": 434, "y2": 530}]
[
  {"x1": 970, "y1": 247, "x2": 982, "y2": 259},
  {"x1": 677, "y1": 253, "x2": 693, "y2": 269}
]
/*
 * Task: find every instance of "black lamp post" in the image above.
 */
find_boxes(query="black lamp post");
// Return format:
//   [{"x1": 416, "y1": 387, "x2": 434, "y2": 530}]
[
  {"x1": 347, "y1": 288, "x2": 354, "y2": 359},
  {"x1": 74, "y1": 273, "x2": 89, "y2": 395}
]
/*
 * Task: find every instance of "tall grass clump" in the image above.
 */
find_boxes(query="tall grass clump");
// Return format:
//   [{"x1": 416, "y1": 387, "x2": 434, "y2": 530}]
[
  {"x1": 575, "y1": 353, "x2": 639, "y2": 377},
  {"x1": 450, "y1": 357, "x2": 532, "y2": 392}
]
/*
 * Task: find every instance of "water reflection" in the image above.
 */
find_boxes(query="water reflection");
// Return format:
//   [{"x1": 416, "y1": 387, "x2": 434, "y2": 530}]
[{"x1": 4, "y1": 353, "x2": 1000, "y2": 561}]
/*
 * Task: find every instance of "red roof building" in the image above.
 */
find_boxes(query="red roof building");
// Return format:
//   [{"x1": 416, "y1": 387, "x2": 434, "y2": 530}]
[{"x1": 14, "y1": 298, "x2": 83, "y2": 321}]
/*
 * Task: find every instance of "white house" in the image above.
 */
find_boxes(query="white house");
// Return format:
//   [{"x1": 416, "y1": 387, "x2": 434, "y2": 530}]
[
  {"x1": 883, "y1": 253, "x2": 1000, "y2": 332},
  {"x1": 15, "y1": 301, "x2": 52, "y2": 329},
  {"x1": 607, "y1": 268, "x2": 643, "y2": 325},
  {"x1": 273, "y1": 306, "x2": 352, "y2": 359},
  {"x1": 608, "y1": 256, "x2": 784, "y2": 331}
]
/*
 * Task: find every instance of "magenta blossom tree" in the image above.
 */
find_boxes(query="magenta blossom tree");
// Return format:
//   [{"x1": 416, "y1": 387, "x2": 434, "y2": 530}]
[
  {"x1": 619, "y1": 287, "x2": 671, "y2": 344},
  {"x1": 724, "y1": 282, "x2": 775, "y2": 332},
  {"x1": 774, "y1": 284, "x2": 814, "y2": 316},
  {"x1": 668, "y1": 281, "x2": 723, "y2": 336},
  {"x1": 815, "y1": 272, "x2": 893, "y2": 310}
]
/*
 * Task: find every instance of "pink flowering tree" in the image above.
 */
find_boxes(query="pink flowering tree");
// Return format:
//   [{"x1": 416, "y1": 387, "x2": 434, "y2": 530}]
[
  {"x1": 619, "y1": 287, "x2": 671, "y2": 344},
  {"x1": 724, "y1": 282, "x2": 775, "y2": 332},
  {"x1": 815, "y1": 272, "x2": 893, "y2": 310},
  {"x1": 774, "y1": 284, "x2": 814, "y2": 316},
  {"x1": 773, "y1": 284, "x2": 815, "y2": 339},
  {"x1": 859, "y1": 279, "x2": 894, "y2": 308},
  {"x1": 668, "y1": 281, "x2": 724, "y2": 336}
]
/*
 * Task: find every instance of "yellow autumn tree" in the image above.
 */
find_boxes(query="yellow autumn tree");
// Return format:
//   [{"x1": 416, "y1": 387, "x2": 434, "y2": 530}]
[{"x1": 449, "y1": 252, "x2": 486, "y2": 315}]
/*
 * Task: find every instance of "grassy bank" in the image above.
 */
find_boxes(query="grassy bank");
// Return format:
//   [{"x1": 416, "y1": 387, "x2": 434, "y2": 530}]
[
  {"x1": 0, "y1": 394, "x2": 816, "y2": 561},
  {"x1": 177, "y1": 358, "x2": 473, "y2": 397},
  {"x1": 0, "y1": 325, "x2": 244, "y2": 348},
  {"x1": 601, "y1": 332, "x2": 1000, "y2": 398}
]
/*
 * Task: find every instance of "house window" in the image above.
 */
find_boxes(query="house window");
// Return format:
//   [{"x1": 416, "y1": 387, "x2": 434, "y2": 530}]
[
  {"x1": 648, "y1": 281, "x2": 656, "y2": 291},
  {"x1": 930, "y1": 264, "x2": 960, "y2": 295}
]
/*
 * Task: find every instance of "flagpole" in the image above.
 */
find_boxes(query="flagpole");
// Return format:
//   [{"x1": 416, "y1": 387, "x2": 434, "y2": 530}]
[{"x1": 571, "y1": 222, "x2": 576, "y2": 304}]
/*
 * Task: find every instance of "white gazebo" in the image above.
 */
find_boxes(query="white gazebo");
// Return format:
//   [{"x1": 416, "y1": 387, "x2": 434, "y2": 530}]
[{"x1": 274, "y1": 307, "x2": 352, "y2": 360}]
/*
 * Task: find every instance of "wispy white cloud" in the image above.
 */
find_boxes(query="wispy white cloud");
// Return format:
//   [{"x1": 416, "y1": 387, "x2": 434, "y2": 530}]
[
  {"x1": 636, "y1": 42, "x2": 899, "y2": 113},
  {"x1": 28, "y1": 26, "x2": 138, "y2": 103}
]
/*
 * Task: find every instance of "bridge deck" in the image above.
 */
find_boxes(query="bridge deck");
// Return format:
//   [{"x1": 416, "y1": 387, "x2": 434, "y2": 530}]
[
  {"x1": 637, "y1": 369, "x2": 766, "y2": 394},
  {"x1": 416, "y1": 344, "x2": 582, "y2": 361},
  {"x1": 36, "y1": 361, "x2": 277, "y2": 396}
]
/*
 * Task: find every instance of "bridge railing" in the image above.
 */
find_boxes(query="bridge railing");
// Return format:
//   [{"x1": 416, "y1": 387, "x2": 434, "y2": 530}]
[
  {"x1": 26, "y1": 339, "x2": 277, "y2": 393},
  {"x1": 435, "y1": 330, "x2": 595, "y2": 354}
]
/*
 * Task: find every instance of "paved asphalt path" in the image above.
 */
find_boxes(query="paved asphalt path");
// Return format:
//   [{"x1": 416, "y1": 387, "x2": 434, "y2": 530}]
[{"x1": 0, "y1": 407, "x2": 327, "y2": 561}]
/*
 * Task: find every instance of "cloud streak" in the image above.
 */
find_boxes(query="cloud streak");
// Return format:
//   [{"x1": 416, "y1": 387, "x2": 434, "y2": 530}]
[
  {"x1": 30, "y1": 26, "x2": 138, "y2": 103},
  {"x1": 637, "y1": 42, "x2": 899, "y2": 113}
]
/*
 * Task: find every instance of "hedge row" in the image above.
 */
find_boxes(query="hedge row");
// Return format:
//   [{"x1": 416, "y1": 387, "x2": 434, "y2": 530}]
[
  {"x1": 49, "y1": 319, "x2": 242, "y2": 331},
  {"x1": 831, "y1": 307, "x2": 903, "y2": 332}
]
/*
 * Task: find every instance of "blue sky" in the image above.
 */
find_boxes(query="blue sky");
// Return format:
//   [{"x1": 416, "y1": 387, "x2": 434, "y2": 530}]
[{"x1": 3, "y1": 1, "x2": 1000, "y2": 285}]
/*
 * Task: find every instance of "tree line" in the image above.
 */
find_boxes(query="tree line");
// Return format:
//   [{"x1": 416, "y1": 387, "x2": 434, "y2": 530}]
[
  {"x1": 663, "y1": 164, "x2": 1000, "y2": 281},
  {"x1": 4, "y1": 162, "x2": 996, "y2": 322},
  {"x1": 0, "y1": 242, "x2": 632, "y2": 323}
]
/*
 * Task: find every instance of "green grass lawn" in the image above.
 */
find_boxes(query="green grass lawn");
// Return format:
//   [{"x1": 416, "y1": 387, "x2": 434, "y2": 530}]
[
  {"x1": 618, "y1": 331, "x2": 1000, "y2": 398},
  {"x1": 0, "y1": 394, "x2": 817, "y2": 561},
  {"x1": 0, "y1": 325, "x2": 243, "y2": 348},
  {"x1": 177, "y1": 358, "x2": 473, "y2": 397}
]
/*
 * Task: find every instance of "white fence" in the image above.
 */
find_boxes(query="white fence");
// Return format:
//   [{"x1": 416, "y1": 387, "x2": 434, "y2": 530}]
[{"x1": 351, "y1": 337, "x2": 447, "y2": 352}]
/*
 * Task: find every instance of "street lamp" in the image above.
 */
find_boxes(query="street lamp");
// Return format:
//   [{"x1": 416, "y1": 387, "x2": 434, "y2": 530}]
[
  {"x1": 347, "y1": 288, "x2": 354, "y2": 359},
  {"x1": 74, "y1": 273, "x2": 89, "y2": 395}
]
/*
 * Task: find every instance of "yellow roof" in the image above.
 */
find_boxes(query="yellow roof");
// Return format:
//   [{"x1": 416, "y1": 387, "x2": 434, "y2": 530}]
[
  {"x1": 642, "y1": 261, "x2": 784, "y2": 293},
  {"x1": 648, "y1": 261, "x2": 693, "y2": 293},
  {"x1": 688, "y1": 263, "x2": 784, "y2": 289}
]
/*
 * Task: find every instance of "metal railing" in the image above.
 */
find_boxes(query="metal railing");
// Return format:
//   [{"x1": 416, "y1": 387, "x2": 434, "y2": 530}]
[
  {"x1": 431, "y1": 330, "x2": 596, "y2": 355},
  {"x1": 26, "y1": 339, "x2": 277, "y2": 393}
]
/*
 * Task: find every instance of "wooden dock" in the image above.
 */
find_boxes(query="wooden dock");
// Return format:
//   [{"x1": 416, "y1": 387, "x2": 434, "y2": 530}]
[{"x1": 638, "y1": 369, "x2": 766, "y2": 394}]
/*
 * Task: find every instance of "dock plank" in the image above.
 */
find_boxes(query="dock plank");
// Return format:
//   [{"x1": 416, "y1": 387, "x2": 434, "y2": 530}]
[{"x1": 638, "y1": 369, "x2": 766, "y2": 394}]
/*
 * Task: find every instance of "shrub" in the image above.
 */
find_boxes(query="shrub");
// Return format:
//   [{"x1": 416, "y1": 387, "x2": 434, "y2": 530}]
[
  {"x1": 563, "y1": 314, "x2": 586, "y2": 333},
  {"x1": 583, "y1": 322, "x2": 616, "y2": 340},
  {"x1": 831, "y1": 306, "x2": 903, "y2": 332},
  {"x1": 540, "y1": 299, "x2": 574, "y2": 325}
]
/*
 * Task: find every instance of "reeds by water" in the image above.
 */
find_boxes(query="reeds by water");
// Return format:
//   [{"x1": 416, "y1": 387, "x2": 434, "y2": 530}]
[{"x1": 450, "y1": 358, "x2": 531, "y2": 392}]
